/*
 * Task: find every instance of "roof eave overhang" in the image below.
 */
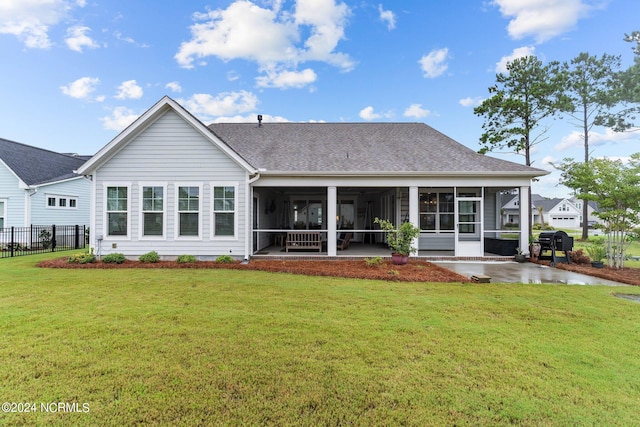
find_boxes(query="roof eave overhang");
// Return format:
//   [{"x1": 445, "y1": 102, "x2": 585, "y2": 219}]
[{"x1": 257, "y1": 169, "x2": 549, "y2": 178}]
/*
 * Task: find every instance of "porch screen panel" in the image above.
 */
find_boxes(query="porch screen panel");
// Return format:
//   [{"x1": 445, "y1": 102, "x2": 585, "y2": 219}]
[
  {"x1": 178, "y1": 186, "x2": 199, "y2": 236},
  {"x1": 107, "y1": 186, "x2": 128, "y2": 236}
]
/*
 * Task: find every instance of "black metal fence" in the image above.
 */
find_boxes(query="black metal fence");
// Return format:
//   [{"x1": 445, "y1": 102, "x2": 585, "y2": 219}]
[{"x1": 0, "y1": 225, "x2": 86, "y2": 258}]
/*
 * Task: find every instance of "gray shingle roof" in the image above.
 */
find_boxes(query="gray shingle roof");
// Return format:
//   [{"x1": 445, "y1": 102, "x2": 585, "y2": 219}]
[
  {"x1": 0, "y1": 138, "x2": 89, "y2": 185},
  {"x1": 208, "y1": 122, "x2": 546, "y2": 175}
]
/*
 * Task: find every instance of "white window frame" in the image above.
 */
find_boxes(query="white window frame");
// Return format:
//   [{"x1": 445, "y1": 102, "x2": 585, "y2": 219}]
[
  {"x1": 175, "y1": 183, "x2": 202, "y2": 240},
  {"x1": 139, "y1": 182, "x2": 167, "y2": 240},
  {"x1": 45, "y1": 193, "x2": 78, "y2": 210},
  {"x1": 211, "y1": 182, "x2": 238, "y2": 239},
  {"x1": 104, "y1": 183, "x2": 131, "y2": 239},
  {"x1": 0, "y1": 198, "x2": 6, "y2": 229},
  {"x1": 419, "y1": 190, "x2": 455, "y2": 234}
]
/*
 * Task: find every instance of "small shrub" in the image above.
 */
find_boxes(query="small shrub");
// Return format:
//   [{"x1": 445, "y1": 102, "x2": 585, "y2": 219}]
[
  {"x1": 39, "y1": 229, "x2": 52, "y2": 250},
  {"x1": 68, "y1": 252, "x2": 96, "y2": 264},
  {"x1": 585, "y1": 241, "x2": 607, "y2": 263},
  {"x1": 364, "y1": 256, "x2": 383, "y2": 267},
  {"x1": 215, "y1": 255, "x2": 234, "y2": 264},
  {"x1": 102, "y1": 253, "x2": 126, "y2": 264},
  {"x1": 139, "y1": 251, "x2": 160, "y2": 263},
  {"x1": 388, "y1": 269, "x2": 399, "y2": 277},
  {"x1": 177, "y1": 254, "x2": 197, "y2": 264},
  {"x1": 569, "y1": 249, "x2": 591, "y2": 265}
]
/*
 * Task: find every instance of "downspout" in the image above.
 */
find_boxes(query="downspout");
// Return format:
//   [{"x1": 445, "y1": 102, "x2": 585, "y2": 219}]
[
  {"x1": 26, "y1": 187, "x2": 37, "y2": 227},
  {"x1": 81, "y1": 174, "x2": 95, "y2": 252},
  {"x1": 244, "y1": 173, "x2": 261, "y2": 262}
]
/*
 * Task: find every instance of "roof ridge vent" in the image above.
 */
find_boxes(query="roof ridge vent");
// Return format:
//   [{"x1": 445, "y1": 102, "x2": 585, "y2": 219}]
[{"x1": 257, "y1": 114, "x2": 263, "y2": 127}]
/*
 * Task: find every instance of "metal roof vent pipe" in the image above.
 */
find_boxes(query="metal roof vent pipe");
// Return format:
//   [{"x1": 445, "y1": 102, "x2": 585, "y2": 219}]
[{"x1": 257, "y1": 114, "x2": 262, "y2": 127}]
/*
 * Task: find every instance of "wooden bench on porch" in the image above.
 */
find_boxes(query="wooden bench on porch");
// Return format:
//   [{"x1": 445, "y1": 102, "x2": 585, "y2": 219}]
[{"x1": 286, "y1": 231, "x2": 322, "y2": 252}]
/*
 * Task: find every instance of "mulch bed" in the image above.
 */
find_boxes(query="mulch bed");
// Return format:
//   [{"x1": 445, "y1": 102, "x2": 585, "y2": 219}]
[
  {"x1": 37, "y1": 258, "x2": 471, "y2": 283},
  {"x1": 533, "y1": 259, "x2": 640, "y2": 286},
  {"x1": 37, "y1": 257, "x2": 640, "y2": 286}
]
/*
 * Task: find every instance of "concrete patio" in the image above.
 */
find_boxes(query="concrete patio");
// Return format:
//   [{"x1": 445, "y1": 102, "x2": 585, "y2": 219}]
[{"x1": 432, "y1": 260, "x2": 628, "y2": 286}]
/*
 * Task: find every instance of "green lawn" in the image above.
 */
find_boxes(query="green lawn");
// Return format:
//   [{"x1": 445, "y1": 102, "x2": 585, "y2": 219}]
[{"x1": 2, "y1": 252, "x2": 640, "y2": 426}]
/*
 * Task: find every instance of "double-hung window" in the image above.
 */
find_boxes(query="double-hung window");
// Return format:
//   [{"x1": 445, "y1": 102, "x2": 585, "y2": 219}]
[
  {"x1": 213, "y1": 185, "x2": 236, "y2": 237},
  {"x1": 106, "y1": 186, "x2": 128, "y2": 236},
  {"x1": 178, "y1": 186, "x2": 200, "y2": 237},
  {"x1": 142, "y1": 186, "x2": 164, "y2": 237}
]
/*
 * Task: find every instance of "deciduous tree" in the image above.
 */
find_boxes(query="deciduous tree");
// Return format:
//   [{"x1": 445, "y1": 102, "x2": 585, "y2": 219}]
[{"x1": 556, "y1": 154, "x2": 640, "y2": 268}]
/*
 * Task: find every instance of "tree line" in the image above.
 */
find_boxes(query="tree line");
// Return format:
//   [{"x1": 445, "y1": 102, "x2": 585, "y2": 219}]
[{"x1": 474, "y1": 31, "x2": 640, "y2": 268}]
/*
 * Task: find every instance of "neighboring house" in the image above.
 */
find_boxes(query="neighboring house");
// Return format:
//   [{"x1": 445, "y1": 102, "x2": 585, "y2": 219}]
[
  {"x1": 569, "y1": 197, "x2": 601, "y2": 227},
  {"x1": 540, "y1": 198, "x2": 581, "y2": 229},
  {"x1": 77, "y1": 96, "x2": 547, "y2": 259},
  {"x1": 0, "y1": 137, "x2": 91, "y2": 229},
  {"x1": 503, "y1": 193, "x2": 595, "y2": 229},
  {"x1": 500, "y1": 192, "x2": 547, "y2": 226}
]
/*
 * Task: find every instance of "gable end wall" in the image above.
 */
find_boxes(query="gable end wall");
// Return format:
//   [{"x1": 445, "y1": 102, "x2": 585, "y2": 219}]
[{"x1": 93, "y1": 110, "x2": 249, "y2": 258}]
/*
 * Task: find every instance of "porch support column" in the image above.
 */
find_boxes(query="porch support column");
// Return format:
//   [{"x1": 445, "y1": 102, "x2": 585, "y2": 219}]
[
  {"x1": 519, "y1": 186, "x2": 530, "y2": 255},
  {"x1": 409, "y1": 186, "x2": 420, "y2": 255},
  {"x1": 327, "y1": 186, "x2": 337, "y2": 256}
]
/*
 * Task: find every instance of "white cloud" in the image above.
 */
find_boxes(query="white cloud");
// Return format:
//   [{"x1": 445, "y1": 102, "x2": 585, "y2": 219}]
[
  {"x1": 174, "y1": 0, "x2": 354, "y2": 87},
  {"x1": 115, "y1": 80, "x2": 143, "y2": 100},
  {"x1": 419, "y1": 48, "x2": 449, "y2": 78},
  {"x1": 541, "y1": 155, "x2": 556, "y2": 166},
  {"x1": 65, "y1": 25, "x2": 99, "y2": 52},
  {"x1": 495, "y1": 46, "x2": 536, "y2": 73},
  {"x1": 100, "y1": 106, "x2": 139, "y2": 131},
  {"x1": 555, "y1": 128, "x2": 640, "y2": 151},
  {"x1": 492, "y1": 0, "x2": 594, "y2": 43},
  {"x1": 359, "y1": 106, "x2": 380, "y2": 120},
  {"x1": 459, "y1": 97, "x2": 484, "y2": 107},
  {"x1": 359, "y1": 106, "x2": 393, "y2": 121},
  {"x1": 0, "y1": 0, "x2": 84, "y2": 48},
  {"x1": 60, "y1": 76, "x2": 101, "y2": 100},
  {"x1": 378, "y1": 4, "x2": 396, "y2": 30},
  {"x1": 179, "y1": 91, "x2": 259, "y2": 120},
  {"x1": 403, "y1": 104, "x2": 430, "y2": 119},
  {"x1": 165, "y1": 81, "x2": 182, "y2": 93},
  {"x1": 256, "y1": 68, "x2": 317, "y2": 88}
]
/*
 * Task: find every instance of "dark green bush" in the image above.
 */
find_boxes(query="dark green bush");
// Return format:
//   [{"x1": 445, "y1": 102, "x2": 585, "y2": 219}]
[
  {"x1": 139, "y1": 251, "x2": 160, "y2": 263},
  {"x1": 177, "y1": 254, "x2": 197, "y2": 264},
  {"x1": 102, "y1": 253, "x2": 126, "y2": 264}
]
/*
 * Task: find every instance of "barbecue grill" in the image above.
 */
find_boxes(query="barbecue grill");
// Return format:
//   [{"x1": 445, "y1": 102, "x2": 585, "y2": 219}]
[{"x1": 537, "y1": 231, "x2": 574, "y2": 266}]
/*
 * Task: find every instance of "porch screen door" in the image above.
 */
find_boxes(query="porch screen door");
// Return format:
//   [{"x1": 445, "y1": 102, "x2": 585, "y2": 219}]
[{"x1": 455, "y1": 197, "x2": 483, "y2": 256}]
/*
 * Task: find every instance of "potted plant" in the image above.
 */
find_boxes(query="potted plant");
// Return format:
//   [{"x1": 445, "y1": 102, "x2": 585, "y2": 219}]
[
  {"x1": 374, "y1": 217, "x2": 421, "y2": 265},
  {"x1": 586, "y1": 240, "x2": 607, "y2": 268},
  {"x1": 514, "y1": 247, "x2": 527, "y2": 262}
]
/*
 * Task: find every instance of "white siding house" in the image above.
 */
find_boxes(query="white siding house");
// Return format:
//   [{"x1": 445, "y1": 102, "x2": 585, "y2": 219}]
[
  {"x1": 78, "y1": 98, "x2": 255, "y2": 259},
  {"x1": 0, "y1": 138, "x2": 90, "y2": 229},
  {"x1": 79, "y1": 97, "x2": 549, "y2": 259}
]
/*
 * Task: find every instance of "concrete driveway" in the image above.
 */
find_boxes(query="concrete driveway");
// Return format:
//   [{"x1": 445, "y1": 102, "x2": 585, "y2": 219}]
[{"x1": 433, "y1": 261, "x2": 628, "y2": 286}]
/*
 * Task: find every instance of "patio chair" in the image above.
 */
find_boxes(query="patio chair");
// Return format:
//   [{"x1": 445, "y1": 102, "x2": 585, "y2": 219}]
[{"x1": 337, "y1": 232, "x2": 352, "y2": 250}]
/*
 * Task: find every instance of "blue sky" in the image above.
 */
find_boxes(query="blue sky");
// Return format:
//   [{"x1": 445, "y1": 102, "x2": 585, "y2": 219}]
[{"x1": 1, "y1": 0, "x2": 638, "y2": 198}]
